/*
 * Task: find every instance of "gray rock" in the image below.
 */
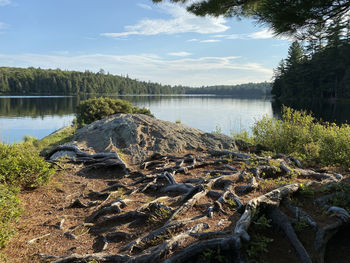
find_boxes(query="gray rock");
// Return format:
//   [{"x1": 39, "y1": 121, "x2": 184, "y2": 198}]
[{"x1": 72, "y1": 114, "x2": 237, "y2": 163}]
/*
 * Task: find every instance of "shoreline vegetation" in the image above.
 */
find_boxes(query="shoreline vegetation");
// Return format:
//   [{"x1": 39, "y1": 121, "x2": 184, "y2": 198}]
[
  {"x1": 0, "y1": 67, "x2": 271, "y2": 98},
  {"x1": 1, "y1": 98, "x2": 350, "y2": 262}
]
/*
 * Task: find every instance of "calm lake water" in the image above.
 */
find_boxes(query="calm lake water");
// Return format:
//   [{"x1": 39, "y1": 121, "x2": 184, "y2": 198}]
[
  {"x1": 1, "y1": 95, "x2": 350, "y2": 144},
  {"x1": 0, "y1": 95, "x2": 274, "y2": 143}
]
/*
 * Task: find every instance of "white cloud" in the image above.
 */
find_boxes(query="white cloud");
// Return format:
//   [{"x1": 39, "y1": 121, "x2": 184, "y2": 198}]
[
  {"x1": 0, "y1": 0, "x2": 10, "y2": 6},
  {"x1": 214, "y1": 28, "x2": 290, "y2": 40},
  {"x1": 247, "y1": 29, "x2": 275, "y2": 39},
  {"x1": 214, "y1": 34, "x2": 240, "y2": 39},
  {"x1": 168, "y1": 52, "x2": 192, "y2": 57},
  {"x1": 187, "y1": 38, "x2": 199, "y2": 42},
  {"x1": 200, "y1": 39, "x2": 221, "y2": 43},
  {"x1": 101, "y1": 3, "x2": 229, "y2": 38},
  {"x1": 0, "y1": 53, "x2": 272, "y2": 86},
  {"x1": 137, "y1": 3, "x2": 152, "y2": 10}
]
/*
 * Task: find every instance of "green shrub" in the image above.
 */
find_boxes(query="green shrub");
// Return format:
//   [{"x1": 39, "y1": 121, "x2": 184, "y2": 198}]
[
  {"x1": 0, "y1": 143, "x2": 54, "y2": 189},
  {"x1": 75, "y1": 97, "x2": 153, "y2": 127},
  {"x1": 235, "y1": 106, "x2": 350, "y2": 167},
  {"x1": 0, "y1": 185, "x2": 21, "y2": 249}
]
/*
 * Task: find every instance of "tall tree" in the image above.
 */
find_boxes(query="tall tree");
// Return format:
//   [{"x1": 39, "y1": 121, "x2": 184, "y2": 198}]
[{"x1": 285, "y1": 41, "x2": 304, "y2": 69}]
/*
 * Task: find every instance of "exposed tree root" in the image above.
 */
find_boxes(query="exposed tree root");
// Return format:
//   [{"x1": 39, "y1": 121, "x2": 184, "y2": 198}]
[
  {"x1": 46, "y1": 144, "x2": 128, "y2": 173},
  {"x1": 267, "y1": 206, "x2": 312, "y2": 263},
  {"x1": 45, "y1": 150, "x2": 349, "y2": 263}
]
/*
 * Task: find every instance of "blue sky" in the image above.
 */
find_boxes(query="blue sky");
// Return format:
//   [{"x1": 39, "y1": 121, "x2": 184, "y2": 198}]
[{"x1": 0, "y1": 0, "x2": 290, "y2": 86}]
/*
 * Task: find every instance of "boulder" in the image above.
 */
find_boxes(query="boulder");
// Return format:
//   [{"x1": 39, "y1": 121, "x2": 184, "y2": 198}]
[{"x1": 72, "y1": 114, "x2": 238, "y2": 163}]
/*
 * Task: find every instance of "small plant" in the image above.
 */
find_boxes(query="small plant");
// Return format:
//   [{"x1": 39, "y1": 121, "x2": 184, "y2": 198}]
[
  {"x1": 298, "y1": 184, "x2": 315, "y2": 198},
  {"x1": 148, "y1": 206, "x2": 172, "y2": 224},
  {"x1": 246, "y1": 234, "x2": 274, "y2": 261},
  {"x1": 213, "y1": 124, "x2": 222, "y2": 134},
  {"x1": 245, "y1": 214, "x2": 274, "y2": 262},
  {"x1": 259, "y1": 176, "x2": 295, "y2": 191},
  {"x1": 293, "y1": 219, "x2": 309, "y2": 233},
  {"x1": 202, "y1": 247, "x2": 224, "y2": 263},
  {"x1": 329, "y1": 191, "x2": 350, "y2": 213},
  {"x1": 226, "y1": 198, "x2": 237, "y2": 210},
  {"x1": 175, "y1": 119, "x2": 181, "y2": 124},
  {"x1": 147, "y1": 230, "x2": 174, "y2": 247},
  {"x1": 252, "y1": 215, "x2": 272, "y2": 230},
  {"x1": 231, "y1": 130, "x2": 255, "y2": 144}
]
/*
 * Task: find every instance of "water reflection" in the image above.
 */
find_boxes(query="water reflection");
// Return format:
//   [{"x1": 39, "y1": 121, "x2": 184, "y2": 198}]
[
  {"x1": 0, "y1": 95, "x2": 273, "y2": 143},
  {"x1": 272, "y1": 100, "x2": 350, "y2": 124}
]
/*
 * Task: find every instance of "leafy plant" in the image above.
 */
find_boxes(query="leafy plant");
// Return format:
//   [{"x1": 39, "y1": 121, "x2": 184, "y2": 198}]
[
  {"x1": 293, "y1": 219, "x2": 309, "y2": 233},
  {"x1": 0, "y1": 143, "x2": 55, "y2": 189},
  {"x1": 0, "y1": 185, "x2": 22, "y2": 249},
  {"x1": 226, "y1": 198, "x2": 237, "y2": 210},
  {"x1": 245, "y1": 214, "x2": 274, "y2": 262},
  {"x1": 247, "y1": 234, "x2": 274, "y2": 261},
  {"x1": 298, "y1": 184, "x2": 315, "y2": 199},
  {"x1": 148, "y1": 206, "x2": 172, "y2": 224},
  {"x1": 75, "y1": 97, "x2": 153, "y2": 127}
]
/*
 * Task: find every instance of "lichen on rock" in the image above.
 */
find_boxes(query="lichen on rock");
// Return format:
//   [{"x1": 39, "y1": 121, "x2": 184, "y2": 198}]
[{"x1": 71, "y1": 114, "x2": 237, "y2": 163}]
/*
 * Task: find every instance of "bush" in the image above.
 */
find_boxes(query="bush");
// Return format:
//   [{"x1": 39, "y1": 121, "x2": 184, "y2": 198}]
[
  {"x1": 75, "y1": 97, "x2": 153, "y2": 127},
  {"x1": 234, "y1": 106, "x2": 350, "y2": 167},
  {"x1": 0, "y1": 185, "x2": 21, "y2": 249},
  {"x1": 0, "y1": 143, "x2": 55, "y2": 189}
]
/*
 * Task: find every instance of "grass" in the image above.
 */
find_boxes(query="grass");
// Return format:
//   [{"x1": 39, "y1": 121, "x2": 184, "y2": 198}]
[
  {"x1": 23, "y1": 125, "x2": 76, "y2": 155},
  {"x1": 233, "y1": 106, "x2": 350, "y2": 168}
]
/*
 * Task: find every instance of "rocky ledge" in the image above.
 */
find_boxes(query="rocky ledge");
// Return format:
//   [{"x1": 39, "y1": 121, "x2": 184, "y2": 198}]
[{"x1": 71, "y1": 114, "x2": 238, "y2": 163}]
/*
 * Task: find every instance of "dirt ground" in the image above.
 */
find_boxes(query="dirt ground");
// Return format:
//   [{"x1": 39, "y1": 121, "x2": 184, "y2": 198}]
[{"x1": 1, "y1": 152, "x2": 350, "y2": 263}]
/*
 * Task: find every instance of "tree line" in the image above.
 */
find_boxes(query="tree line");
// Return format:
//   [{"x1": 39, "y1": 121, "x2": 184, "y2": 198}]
[
  {"x1": 0, "y1": 67, "x2": 186, "y2": 95},
  {"x1": 186, "y1": 82, "x2": 271, "y2": 98},
  {"x1": 0, "y1": 66, "x2": 271, "y2": 98}
]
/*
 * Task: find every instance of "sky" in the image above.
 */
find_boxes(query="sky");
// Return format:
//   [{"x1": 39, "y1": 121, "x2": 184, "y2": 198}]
[{"x1": 0, "y1": 0, "x2": 290, "y2": 87}]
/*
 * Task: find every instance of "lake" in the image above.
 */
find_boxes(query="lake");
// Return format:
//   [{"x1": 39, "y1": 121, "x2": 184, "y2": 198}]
[
  {"x1": 1, "y1": 95, "x2": 350, "y2": 144},
  {"x1": 0, "y1": 95, "x2": 274, "y2": 143}
]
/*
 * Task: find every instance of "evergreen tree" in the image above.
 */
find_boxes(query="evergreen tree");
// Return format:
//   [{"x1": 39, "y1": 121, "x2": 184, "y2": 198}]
[{"x1": 153, "y1": 0, "x2": 350, "y2": 40}]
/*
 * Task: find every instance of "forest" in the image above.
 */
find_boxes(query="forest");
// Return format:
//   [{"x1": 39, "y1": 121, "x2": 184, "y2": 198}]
[
  {"x1": 272, "y1": 20, "x2": 350, "y2": 101},
  {"x1": 187, "y1": 82, "x2": 271, "y2": 98},
  {"x1": 0, "y1": 67, "x2": 186, "y2": 95},
  {"x1": 0, "y1": 66, "x2": 271, "y2": 98}
]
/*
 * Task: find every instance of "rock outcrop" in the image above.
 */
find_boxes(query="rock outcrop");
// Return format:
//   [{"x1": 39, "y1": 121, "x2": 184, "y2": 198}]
[{"x1": 71, "y1": 114, "x2": 237, "y2": 163}]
